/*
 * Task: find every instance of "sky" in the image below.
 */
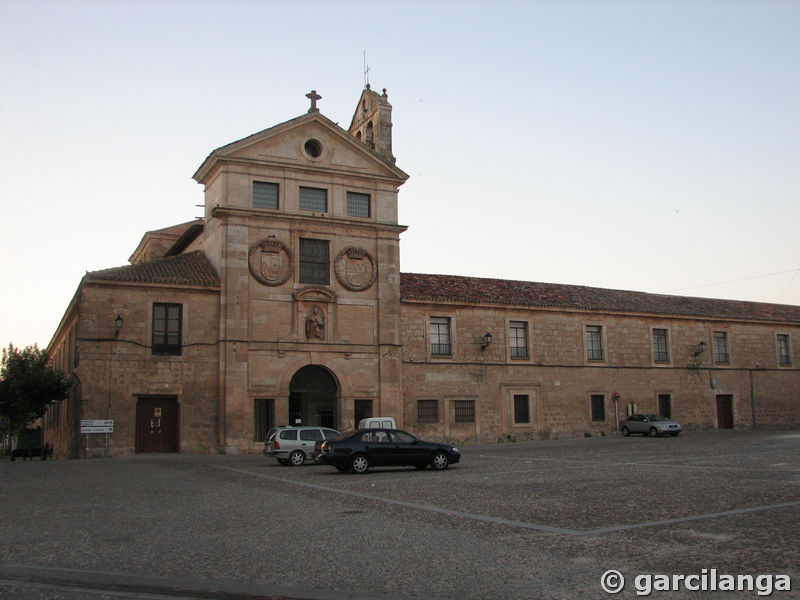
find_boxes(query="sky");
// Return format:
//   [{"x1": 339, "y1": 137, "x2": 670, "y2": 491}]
[{"x1": 1, "y1": 0, "x2": 798, "y2": 349}]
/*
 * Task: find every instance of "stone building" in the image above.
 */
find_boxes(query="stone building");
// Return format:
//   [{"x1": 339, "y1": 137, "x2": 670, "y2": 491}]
[{"x1": 45, "y1": 86, "x2": 800, "y2": 458}]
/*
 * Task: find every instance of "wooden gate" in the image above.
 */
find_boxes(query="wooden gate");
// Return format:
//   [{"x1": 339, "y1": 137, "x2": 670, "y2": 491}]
[
  {"x1": 716, "y1": 394, "x2": 734, "y2": 429},
  {"x1": 135, "y1": 396, "x2": 179, "y2": 453}
]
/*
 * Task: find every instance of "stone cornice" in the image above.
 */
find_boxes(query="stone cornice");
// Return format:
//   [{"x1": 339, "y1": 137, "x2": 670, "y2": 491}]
[{"x1": 209, "y1": 205, "x2": 408, "y2": 235}]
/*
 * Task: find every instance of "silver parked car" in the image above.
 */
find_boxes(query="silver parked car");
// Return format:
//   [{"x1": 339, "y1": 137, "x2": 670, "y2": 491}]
[
  {"x1": 264, "y1": 426, "x2": 340, "y2": 465},
  {"x1": 620, "y1": 414, "x2": 682, "y2": 437}
]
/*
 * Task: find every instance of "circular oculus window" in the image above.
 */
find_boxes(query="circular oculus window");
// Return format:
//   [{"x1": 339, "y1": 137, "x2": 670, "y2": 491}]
[{"x1": 304, "y1": 139, "x2": 323, "y2": 158}]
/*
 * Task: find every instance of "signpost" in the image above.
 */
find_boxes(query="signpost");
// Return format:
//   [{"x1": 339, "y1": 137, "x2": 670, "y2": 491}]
[
  {"x1": 81, "y1": 420, "x2": 113, "y2": 457},
  {"x1": 80, "y1": 419, "x2": 114, "y2": 434}
]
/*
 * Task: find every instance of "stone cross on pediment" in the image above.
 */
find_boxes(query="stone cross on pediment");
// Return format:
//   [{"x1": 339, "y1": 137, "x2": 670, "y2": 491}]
[{"x1": 306, "y1": 90, "x2": 322, "y2": 113}]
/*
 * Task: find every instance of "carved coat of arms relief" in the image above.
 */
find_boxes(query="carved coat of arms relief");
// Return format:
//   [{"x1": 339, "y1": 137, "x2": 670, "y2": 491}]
[
  {"x1": 248, "y1": 236, "x2": 292, "y2": 286},
  {"x1": 334, "y1": 247, "x2": 377, "y2": 291}
]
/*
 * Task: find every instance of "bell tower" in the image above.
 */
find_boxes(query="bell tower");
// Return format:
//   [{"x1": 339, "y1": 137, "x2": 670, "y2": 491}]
[{"x1": 349, "y1": 84, "x2": 396, "y2": 164}]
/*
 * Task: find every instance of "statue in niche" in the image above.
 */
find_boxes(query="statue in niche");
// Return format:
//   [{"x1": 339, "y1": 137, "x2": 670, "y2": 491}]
[{"x1": 305, "y1": 306, "x2": 325, "y2": 341}]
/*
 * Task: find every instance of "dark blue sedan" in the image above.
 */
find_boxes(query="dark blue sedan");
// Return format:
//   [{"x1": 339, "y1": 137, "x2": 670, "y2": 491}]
[{"x1": 317, "y1": 428, "x2": 460, "y2": 474}]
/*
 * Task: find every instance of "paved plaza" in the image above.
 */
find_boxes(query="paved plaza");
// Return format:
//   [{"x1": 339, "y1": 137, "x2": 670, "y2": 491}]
[{"x1": 1, "y1": 429, "x2": 798, "y2": 599}]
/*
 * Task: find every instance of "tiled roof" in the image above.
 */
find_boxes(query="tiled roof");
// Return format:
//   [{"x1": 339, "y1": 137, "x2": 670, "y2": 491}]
[
  {"x1": 85, "y1": 251, "x2": 220, "y2": 288},
  {"x1": 145, "y1": 219, "x2": 204, "y2": 239},
  {"x1": 400, "y1": 273, "x2": 800, "y2": 324},
  {"x1": 165, "y1": 221, "x2": 205, "y2": 257}
]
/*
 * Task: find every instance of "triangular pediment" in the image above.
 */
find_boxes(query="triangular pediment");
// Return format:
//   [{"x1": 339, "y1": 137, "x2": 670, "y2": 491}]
[{"x1": 193, "y1": 112, "x2": 407, "y2": 184}]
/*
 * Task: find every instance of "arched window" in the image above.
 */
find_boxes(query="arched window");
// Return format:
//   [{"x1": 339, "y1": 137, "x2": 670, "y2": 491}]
[{"x1": 365, "y1": 121, "x2": 374, "y2": 148}]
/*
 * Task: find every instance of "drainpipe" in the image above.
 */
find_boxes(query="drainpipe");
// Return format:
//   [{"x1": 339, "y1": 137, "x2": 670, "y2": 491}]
[{"x1": 749, "y1": 363, "x2": 758, "y2": 430}]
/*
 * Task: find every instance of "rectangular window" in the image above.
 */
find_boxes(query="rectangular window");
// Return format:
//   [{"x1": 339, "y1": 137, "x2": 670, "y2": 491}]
[
  {"x1": 299, "y1": 186, "x2": 327, "y2": 212},
  {"x1": 152, "y1": 303, "x2": 182, "y2": 355},
  {"x1": 586, "y1": 325, "x2": 604, "y2": 361},
  {"x1": 346, "y1": 192, "x2": 371, "y2": 218},
  {"x1": 252, "y1": 181, "x2": 278, "y2": 209},
  {"x1": 658, "y1": 394, "x2": 672, "y2": 419},
  {"x1": 454, "y1": 400, "x2": 475, "y2": 423},
  {"x1": 299, "y1": 238, "x2": 329, "y2": 285},
  {"x1": 653, "y1": 328, "x2": 670, "y2": 363},
  {"x1": 713, "y1": 331, "x2": 729, "y2": 365},
  {"x1": 417, "y1": 399, "x2": 439, "y2": 423},
  {"x1": 513, "y1": 394, "x2": 530, "y2": 424},
  {"x1": 777, "y1": 334, "x2": 791, "y2": 366},
  {"x1": 590, "y1": 394, "x2": 605, "y2": 422},
  {"x1": 430, "y1": 317, "x2": 452, "y2": 356},
  {"x1": 509, "y1": 321, "x2": 529, "y2": 359},
  {"x1": 253, "y1": 398, "x2": 274, "y2": 443},
  {"x1": 354, "y1": 399, "x2": 373, "y2": 425}
]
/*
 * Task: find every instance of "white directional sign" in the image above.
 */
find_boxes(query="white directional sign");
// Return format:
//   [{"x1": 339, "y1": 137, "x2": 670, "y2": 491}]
[{"x1": 81, "y1": 419, "x2": 114, "y2": 434}]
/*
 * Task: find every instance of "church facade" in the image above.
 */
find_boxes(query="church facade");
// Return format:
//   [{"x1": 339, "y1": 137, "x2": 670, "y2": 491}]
[{"x1": 45, "y1": 87, "x2": 800, "y2": 458}]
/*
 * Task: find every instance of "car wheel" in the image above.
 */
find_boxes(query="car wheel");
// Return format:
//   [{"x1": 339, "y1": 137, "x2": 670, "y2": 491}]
[
  {"x1": 350, "y1": 454, "x2": 369, "y2": 474},
  {"x1": 622, "y1": 427, "x2": 630, "y2": 437},
  {"x1": 289, "y1": 450, "x2": 305, "y2": 466},
  {"x1": 431, "y1": 451, "x2": 449, "y2": 471},
  {"x1": 649, "y1": 428, "x2": 658, "y2": 438}
]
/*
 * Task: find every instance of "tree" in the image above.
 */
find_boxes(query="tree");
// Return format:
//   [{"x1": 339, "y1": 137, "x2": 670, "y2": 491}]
[{"x1": 0, "y1": 344, "x2": 72, "y2": 445}]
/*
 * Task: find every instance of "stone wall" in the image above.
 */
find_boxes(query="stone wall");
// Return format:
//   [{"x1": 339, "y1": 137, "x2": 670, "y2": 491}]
[
  {"x1": 400, "y1": 301, "x2": 800, "y2": 444},
  {"x1": 66, "y1": 282, "x2": 220, "y2": 457}
]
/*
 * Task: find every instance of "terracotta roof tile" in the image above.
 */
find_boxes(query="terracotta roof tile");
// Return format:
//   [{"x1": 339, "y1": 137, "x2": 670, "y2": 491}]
[
  {"x1": 85, "y1": 251, "x2": 220, "y2": 288},
  {"x1": 145, "y1": 219, "x2": 204, "y2": 239},
  {"x1": 400, "y1": 273, "x2": 800, "y2": 324}
]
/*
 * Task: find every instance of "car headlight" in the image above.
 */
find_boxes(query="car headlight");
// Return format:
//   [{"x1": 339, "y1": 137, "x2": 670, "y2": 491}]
[{"x1": 451, "y1": 447, "x2": 459, "y2": 453}]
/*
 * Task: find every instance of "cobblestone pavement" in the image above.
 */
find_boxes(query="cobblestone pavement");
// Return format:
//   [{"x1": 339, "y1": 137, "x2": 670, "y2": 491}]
[{"x1": 1, "y1": 430, "x2": 798, "y2": 599}]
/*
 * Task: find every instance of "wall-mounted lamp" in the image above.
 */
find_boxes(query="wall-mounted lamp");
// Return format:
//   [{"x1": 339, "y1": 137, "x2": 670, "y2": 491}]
[
  {"x1": 114, "y1": 315, "x2": 124, "y2": 338},
  {"x1": 693, "y1": 340, "x2": 706, "y2": 356},
  {"x1": 480, "y1": 332, "x2": 493, "y2": 351}
]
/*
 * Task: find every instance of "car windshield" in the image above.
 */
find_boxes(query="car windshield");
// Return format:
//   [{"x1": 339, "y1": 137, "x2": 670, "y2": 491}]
[
  {"x1": 333, "y1": 430, "x2": 356, "y2": 441},
  {"x1": 645, "y1": 414, "x2": 666, "y2": 421}
]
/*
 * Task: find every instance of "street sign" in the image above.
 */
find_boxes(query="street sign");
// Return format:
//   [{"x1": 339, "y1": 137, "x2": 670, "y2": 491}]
[{"x1": 81, "y1": 419, "x2": 114, "y2": 434}]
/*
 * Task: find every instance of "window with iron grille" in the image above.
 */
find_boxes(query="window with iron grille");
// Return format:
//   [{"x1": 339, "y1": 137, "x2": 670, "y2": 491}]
[
  {"x1": 354, "y1": 399, "x2": 373, "y2": 425},
  {"x1": 299, "y1": 186, "x2": 328, "y2": 212},
  {"x1": 454, "y1": 400, "x2": 475, "y2": 423},
  {"x1": 513, "y1": 394, "x2": 530, "y2": 423},
  {"x1": 253, "y1": 398, "x2": 274, "y2": 442},
  {"x1": 586, "y1": 325, "x2": 604, "y2": 361},
  {"x1": 299, "y1": 238, "x2": 329, "y2": 285},
  {"x1": 658, "y1": 394, "x2": 672, "y2": 419},
  {"x1": 346, "y1": 192, "x2": 371, "y2": 218},
  {"x1": 590, "y1": 394, "x2": 605, "y2": 422},
  {"x1": 253, "y1": 181, "x2": 278, "y2": 209},
  {"x1": 509, "y1": 321, "x2": 529, "y2": 359},
  {"x1": 430, "y1": 317, "x2": 452, "y2": 356},
  {"x1": 653, "y1": 328, "x2": 670, "y2": 363},
  {"x1": 417, "y1": 399, "x2": 439, "y2": 423},
  {"x1": 778, "y1": 334, "x2": 791, "y2": 365},
  {"x1": 713, "y1": 331, "x2": 729, "y2": 364},
  {"x1": 152, "y1": 303, "x2": 182, "y2": 355}
]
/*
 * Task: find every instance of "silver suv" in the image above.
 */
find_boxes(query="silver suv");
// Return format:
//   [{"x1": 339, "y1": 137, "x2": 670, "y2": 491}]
[{"x1": 264, "y1": 426, "x2": 340, "y2": 466}]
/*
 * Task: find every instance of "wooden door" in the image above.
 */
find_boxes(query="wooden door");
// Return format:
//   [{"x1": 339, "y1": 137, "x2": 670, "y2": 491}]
[
  {"x1": 136, "y1": 396, "x2": 179, "y2": 453},
  {"x1": 716, "y1": 395, "x2": 734, "y2": 429}
]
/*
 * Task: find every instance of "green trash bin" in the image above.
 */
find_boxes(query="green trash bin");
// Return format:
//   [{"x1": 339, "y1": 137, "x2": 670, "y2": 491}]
[{"x1": 12, "y1": 428, "x2": 44, "y2": 461}]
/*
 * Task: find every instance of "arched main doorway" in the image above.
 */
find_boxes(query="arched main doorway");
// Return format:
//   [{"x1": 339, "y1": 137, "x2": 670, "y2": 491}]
[{"x1": 289, "y1": 366, "x2": 338, "y2": 429}]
